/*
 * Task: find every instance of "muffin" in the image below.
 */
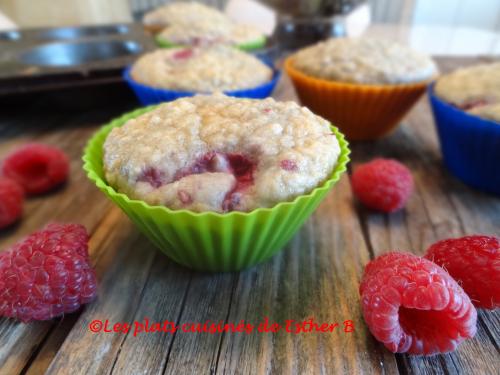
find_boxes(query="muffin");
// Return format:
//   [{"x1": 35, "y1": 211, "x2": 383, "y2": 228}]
[
  {"x1": 103, "y1": 94, "x2": 340, "y2": 213},
  {"x1": 143, "y1": 2, "x2": 228, "y2": 33},
  {"x1": 144, "y1": 1, "x2": 266, "y2": 50},
  {"x1": 285, "y1": 37, "x2": 438, "y2": 140},
  {"x1": 434, "y1": 62, "x2": 500, "y2": 123},
  {"x1": 130, "y1": 45, "x2": 272, "y2": 92},
  {"x1": 84, "y1": 95, "x2": 350, "y2": 271},
  {"x1": 156, "y1": 21, "x2": 265, "y2": 50},
  {"x1": 429, "y1": 62, "x2": 500, "y2": 195},
  {"x1": 124, "y1": 46, "x2": 279, "y2": 105},
  {"x1": 469, "y1": 103, "x2": 500, "y2": 123}
]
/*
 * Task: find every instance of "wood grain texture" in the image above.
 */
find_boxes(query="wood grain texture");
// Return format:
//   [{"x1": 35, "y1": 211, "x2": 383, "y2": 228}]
[{"x1": 0, "y1": 58, "x2": 499, "y2": 375}]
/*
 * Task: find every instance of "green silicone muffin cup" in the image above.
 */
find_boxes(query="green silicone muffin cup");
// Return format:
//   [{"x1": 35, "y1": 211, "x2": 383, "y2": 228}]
[
  {"x1": 83, "y1": 106, "x2": 350, "y2": 272},
  {"x1": 155, "y1": 35, "x2": 267, "y2": 51}
]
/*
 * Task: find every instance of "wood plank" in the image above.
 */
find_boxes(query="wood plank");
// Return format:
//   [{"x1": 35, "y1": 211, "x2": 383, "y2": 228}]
[
  {"x1": 109, "y1": 254, "x2": 191, "y2": 375},
  {"x1": 24, "y1": 314, "x2": 80, "y2": 375},
  {"x1": 162, "y1": 272, "x2": 236, "y2": 374},
  {"x1": 350, "y1": 89, "x2": 499, "y2": 374},
  {"x1": 0, "y1": 320, "x2": 53, "y2": 375},
  {"x1": 46, "y1": 209, "x2": 157, "y2": 375},
  {"x1": 216, "y1": 176, "x2": 400, "y2": 375},
  {"x1": 0, "y1": 109, "x2": 119, "y2": 248},
  {"x1": 0, "y1": 113, "x2": 117, "y2": 373},
  {"x1": 0, "y1": 206, "x2": 120, "y2": 374},
  {"x1": 0, "y1": 102, "x2": 134, "y2": 371}
]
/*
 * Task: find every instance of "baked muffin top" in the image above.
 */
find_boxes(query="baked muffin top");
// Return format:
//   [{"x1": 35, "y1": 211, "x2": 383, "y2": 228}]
[
  {"x1": 103, "y1": 94, "x2": 340, "y2": 213},
  {"x1": 435, "y1": 62, "x2": 500, "y2": 122},
  {"x1": 291, "y1": 37, "x2": 437, "y2": 85},
  {"x1": 143, "y1": 2, "x2": 228, "y2": 30},
  {"x1": 157, "y1": 20, "x2": 264, "y2": 47},
  {"x1": 144, "y1": 1, "x2": 264, "y2": 46},
  {"x1": 469, "y1": 103, "x2": 500, "y2": 123},
  {"x1": 130, "y1": 46, "x2": 272, "y2": 92}
]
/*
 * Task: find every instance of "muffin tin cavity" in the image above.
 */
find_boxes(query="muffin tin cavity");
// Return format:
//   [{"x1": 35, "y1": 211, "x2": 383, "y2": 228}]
[
  {"x1": 20, "y1": 40, "x2": 142, "y2": 67},
  {"x1": 0, "y1": 30, "x2": 21, "y2": 42},
  {"x1": 34, "y1": 25, "x2": 129, "y2": 41},
  {"x1": 0, "y1": 23, "x2": 155, "y2": 96}
]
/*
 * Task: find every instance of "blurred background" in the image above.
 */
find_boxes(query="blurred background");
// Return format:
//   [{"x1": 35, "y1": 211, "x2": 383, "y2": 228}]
[
  {"x1": 0, "y1": 0, "x2": 498, "y2": 105},
  {"x1": 1, "y1": 0, "x2": 499, "y2": 55}
]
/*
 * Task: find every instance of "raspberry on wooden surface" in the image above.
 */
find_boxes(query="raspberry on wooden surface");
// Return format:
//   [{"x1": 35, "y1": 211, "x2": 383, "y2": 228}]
[
  {"x1": 351, "y1": 158, "x2": 414, "y2": 213},
  {"x1": 2, "y1": 143, "x2": 69, "y2": 195},
  {"x1": 360, "y1": 252, "x2": 477, "y2": 355},
  {"x1": 0, "y1": 223, "x2": 97, "y2": 322},
  {"x1": 0, "y1": 177, "x2": 24, "y2": 229},
  {"x1": 425, "y1": 235, "x2": 500, "y2": 309}
]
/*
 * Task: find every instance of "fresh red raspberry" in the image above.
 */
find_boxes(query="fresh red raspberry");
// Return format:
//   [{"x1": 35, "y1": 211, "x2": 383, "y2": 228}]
[
  {"x1": 2, "y1": 143, "x2": 69, "y2": 195},
  {"x1": 359, "y1": 252, "x2": 477, "y2": 355},
  {"x1": 0, "y1": 223, "x2": 97, "y2": 322},
  {"x1": 425, "y1": 235, "x2": 500, "y2": 309},
  {"x1": 351, "y1": 158, "x2": 414, "y2": 213},
  {"x1": 0, "y1": 177, "x2": 24, "y2": 229}
]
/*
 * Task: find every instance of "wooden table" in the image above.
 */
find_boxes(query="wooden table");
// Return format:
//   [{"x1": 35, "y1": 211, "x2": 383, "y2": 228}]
[{"x1": 0, "y1": 57, "x2": 499, "y2": 375}]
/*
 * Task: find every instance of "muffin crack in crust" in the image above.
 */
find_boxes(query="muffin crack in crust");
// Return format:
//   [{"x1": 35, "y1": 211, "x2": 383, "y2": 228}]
[{"x1": 103, "y1": 95, "x2": 340, "y2": 213}]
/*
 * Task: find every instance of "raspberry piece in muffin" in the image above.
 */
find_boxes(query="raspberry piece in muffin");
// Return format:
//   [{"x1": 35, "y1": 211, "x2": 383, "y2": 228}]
[
  {"x1": 459, "y1": 98, "x2": 490, "y2": 111},
  {"x1": 138, "y1": 167, "x2": 165, "y2": 189},
  {"x1": 172, "y1": 48, "x2": 194, "y2": 60}
]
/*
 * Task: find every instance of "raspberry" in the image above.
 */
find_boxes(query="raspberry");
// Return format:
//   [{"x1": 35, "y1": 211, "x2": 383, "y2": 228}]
[
  {"x1": 424, "y1": 235, "x2": 500, "y2": 309},
  {"x1": 280, "y1": 159, "x2": 298, "y2": 172},
  {"x1": 359, "y1": 252, "x2": 477, "y2": 355},
  {"x1": 172, "y1": 152, "x2": 255, "y2": 212},
  {"x1": 351, "y1": 158, "x2": 413, "y2": 213},
  {"x1": 172, "y1": 48, "x2": 194, "y2": 60},
  {"x1": 138, "y1": 167, "x2": 165, "y2": 188},
  {"x1": 2, "y1": 143, "x2": 69, "y2": 195},
  {"x1": 0, "y1": 178, "x2": 24, "y2": 229},
  {"x1": 0, "y1": 223, "x2": 97, "y2": 322}
]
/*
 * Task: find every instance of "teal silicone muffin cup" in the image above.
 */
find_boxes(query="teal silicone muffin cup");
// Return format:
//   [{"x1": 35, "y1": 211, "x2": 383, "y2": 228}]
[
  {"x1": 155, "y1": 35, "x2": 267, "y2": 51},
  {"x1": 83, "y1": 106, "x2": 350, "y2": 272}
]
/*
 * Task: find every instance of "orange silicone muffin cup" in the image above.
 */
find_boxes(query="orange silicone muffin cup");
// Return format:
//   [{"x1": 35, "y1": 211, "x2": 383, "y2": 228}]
[{"x1": 284, "y1": 56, "x2": 431, "y2": 141}]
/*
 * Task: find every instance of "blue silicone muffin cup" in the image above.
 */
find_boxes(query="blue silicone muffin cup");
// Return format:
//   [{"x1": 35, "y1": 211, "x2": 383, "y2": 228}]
[
  {"x1": 123, "y1": 63, "x2": 281, "y2": 105},
  {"x1": 428, "y1": 85, "x2": 500, "y2": 195}
]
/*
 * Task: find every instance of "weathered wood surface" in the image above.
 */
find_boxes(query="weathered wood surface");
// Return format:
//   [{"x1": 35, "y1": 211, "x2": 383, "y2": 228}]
[{"x1": 0, "y1": 57, "x2": 498, "y2": 375}]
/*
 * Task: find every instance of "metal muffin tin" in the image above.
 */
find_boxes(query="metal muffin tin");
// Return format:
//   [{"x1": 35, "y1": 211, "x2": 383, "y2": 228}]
[{"x1": 0, "y1": 24, "x2": 155, "y2": 96}]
